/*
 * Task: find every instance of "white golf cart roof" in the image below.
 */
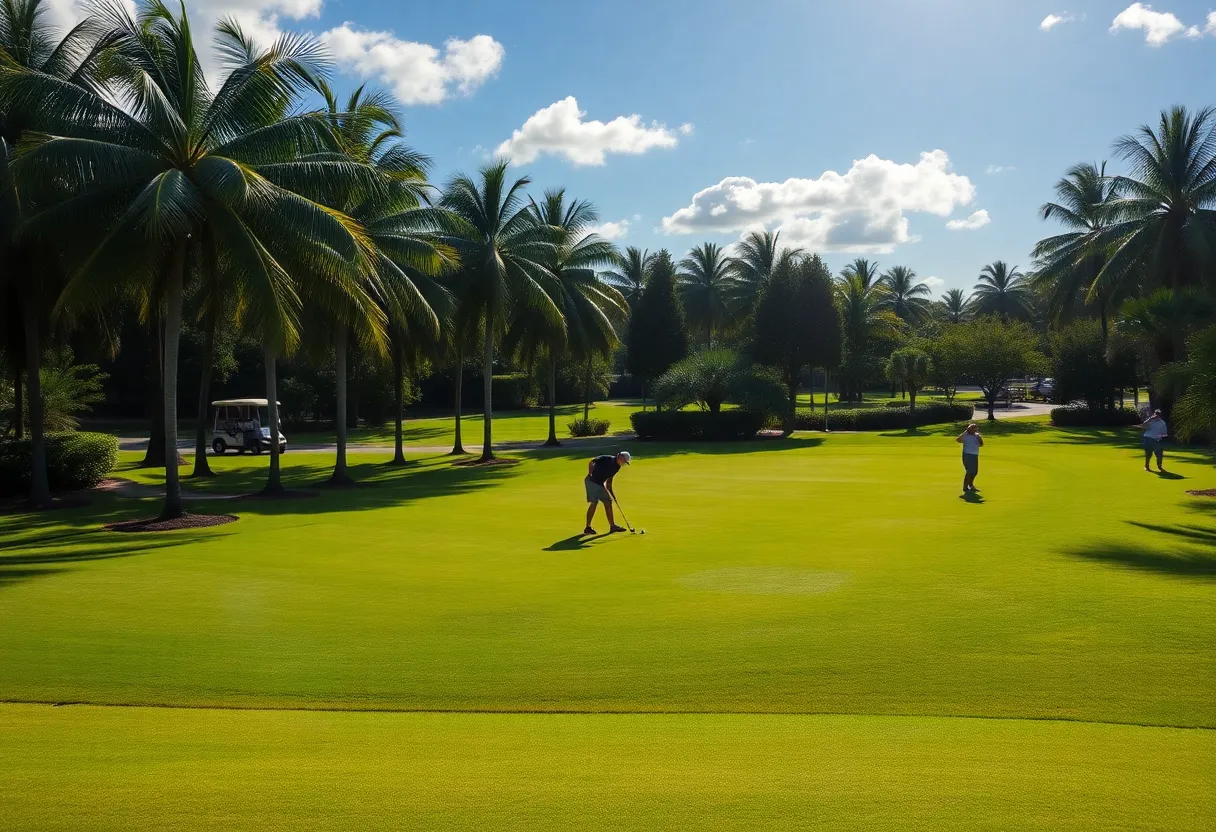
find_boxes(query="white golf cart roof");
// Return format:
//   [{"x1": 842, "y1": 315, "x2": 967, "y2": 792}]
[{"x1": 212, "y1": 399, "x2": 279, "y2": 407}]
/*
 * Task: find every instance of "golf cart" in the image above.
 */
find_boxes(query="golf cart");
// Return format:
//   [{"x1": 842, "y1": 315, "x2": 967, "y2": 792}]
[{"x1": 210, "y1": 399, "x2": 287, "y2": 455}]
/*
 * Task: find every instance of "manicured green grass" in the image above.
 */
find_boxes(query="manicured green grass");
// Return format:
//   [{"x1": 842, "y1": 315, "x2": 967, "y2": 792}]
[{"x1": 2, "y1": 421, "x2": 1214, "y2": 828}]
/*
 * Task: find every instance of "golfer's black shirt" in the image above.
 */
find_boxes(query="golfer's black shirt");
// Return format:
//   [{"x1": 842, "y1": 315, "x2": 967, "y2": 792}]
[{"x1": 589, "y1": 455, "x2": 620, "y2": 485}]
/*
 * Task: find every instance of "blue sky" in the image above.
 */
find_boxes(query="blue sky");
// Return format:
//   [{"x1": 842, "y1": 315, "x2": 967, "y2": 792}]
[{"x1": 54, "y1": 0, "x2": 1215, "y2": 294}]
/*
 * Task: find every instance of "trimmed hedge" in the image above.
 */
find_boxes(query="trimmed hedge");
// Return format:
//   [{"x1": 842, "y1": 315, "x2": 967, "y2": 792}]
[
  {"x1": 568, "y1": 417, "x2": 611, "y2": 437},
  {"x1": 795, "y1": 402, "x2": 975, "y2": 431},
  {"x1": 0, "y1": 432, "x2": 118, "y2": 497},
  {"x1": 1050, "y1": 405, "x2": 1142, "y2": 427},
  {"x1": 631, "y1": 410, "x2": 765, "y2": 441}
]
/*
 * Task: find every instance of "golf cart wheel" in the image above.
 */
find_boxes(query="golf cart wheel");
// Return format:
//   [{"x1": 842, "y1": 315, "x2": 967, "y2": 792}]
[
  {"x1": 250, "y1": 443, "x2": 263, "y2": 455},
  {"x1": 212, "y1": 439, "x2": 226, "y2": 455}
]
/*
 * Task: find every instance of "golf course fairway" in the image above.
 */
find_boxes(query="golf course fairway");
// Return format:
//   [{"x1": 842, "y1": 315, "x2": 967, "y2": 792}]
[{"x1": 2, "y1": 420, "x2": 1214, "y2": 829}]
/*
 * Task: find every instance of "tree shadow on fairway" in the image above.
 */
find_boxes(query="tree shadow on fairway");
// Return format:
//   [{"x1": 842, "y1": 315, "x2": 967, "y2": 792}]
[
  {"x1": 882, "y1": 420, "x2": 1053, "y2": 439},
  {"x1": 525, "y1": 435, "x2": 825, "y2": 463},
  {"x1": 0, "y1": 523, "x2": 197, "y2": 589},
  {"x1": 1066, "y1": 518, "x2": 1216, "y2": 579}
]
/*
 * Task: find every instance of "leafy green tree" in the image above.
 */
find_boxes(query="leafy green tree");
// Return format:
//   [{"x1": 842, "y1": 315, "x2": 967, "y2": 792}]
[
  {"x1": 886, "y1": 347, "x2": 931, "y2": 427},
  {"x1": 835, "y1": 268, "x2": 900, "y2": 401},
  {"x1": 0, "y1": 0, "x2": 108, "y2": 504},
  {"x1": 1115, "y1": 289, "x2": 1216, "y2": 410},
  {"x1": 1158, "y1": 325, "x2": 1216, "y2": 442},
  {"x1": 972, "y1": 262, "x2": 1032, "y2": 321},
  {"x1": 440, "y1": 161, "x2": 558, "y2": 462},
  {"x1": 947, "y1": 318, "x2": 1046, "y2": 419},
  {"x1": 752, "y1": 254, "x2": 841, "y2": 433},
  {"x1": 679, "y1": 242, "x2": 735, "y2": 349},
  {"x1": 626, "y1": 250, "x2": 688, "y2": 406},
  {"x1": 879, "y1": 266, "x2": 932, "y2": 322},
  {"x1": 602, "y1": 246, "x2": 651, "y2": 307}
]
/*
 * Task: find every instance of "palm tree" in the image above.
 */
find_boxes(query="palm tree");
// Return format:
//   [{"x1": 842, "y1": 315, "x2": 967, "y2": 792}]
[
  {"x1": 1158, "y1": 325, "x2": 1216, "y2": 441},
  {"x1": 972, "y1": 262, "x2": 1032, "y2": 321},
  {"x1": 834, "y1": 272, "x2": 900, "y2": 402},
  {"x1": 602, "y1": 246, "x2": 651, "y2": 307},
  {"x1": 3, "y1": 3, "x2": 375, "y2": 513},
  {"x1": 878, "y1": 266, "x2": 932, "y2": 322},
  {"x1": 516, "y1": 190, "x2": 624, "y2": 443},
  {"x1": 939, "y1": 289, "x2": 971, "y2": 324},
  {"x1": 0, "y1": 0, "x2": 109, "y2": 505},
  {"x1": 440, "y1": 161, "x2": 558, "y2": 462},
  {"x1": 1116, "y1": 289, "x2": 1216, "y2": 409},
  {"x1": 842, "y1": 258, "x2": 883, "y2": 291},
  {"x1": 730, "y1": 230, "x2": 800, "y2": 315},
  {"x1": 679, "y1": 242, "x2": 735, "y2": 349}
]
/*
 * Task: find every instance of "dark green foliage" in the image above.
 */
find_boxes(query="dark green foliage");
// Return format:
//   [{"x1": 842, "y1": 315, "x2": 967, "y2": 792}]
[
  {"x1": 795, "y1": 402, "x2": 974, "y2": 431},
  {"x1": 1050, "y1": 319, "x2": 1137, "y2": 410},
  {"x1": 627, "y1": 251, "x2": 689, "y2": 385},
  {"x1": 630, "y1": 410, "x2": 765, "y2": 441},
  {"x1": 935, "y1": 318, "x2": 1047, "y2": 419},
  {"x1": 728, "y1": 365, "x2": 789, "y2": 422},
  {"x1": 567, "y1": 417, "x2": 610, "y2": 437},
  {"x1": 0, "y1": 432, "x2": 117, "y2": 497},
  {"x1": 1050, "y1": 406, "x2": 1141, "y2": 427}
]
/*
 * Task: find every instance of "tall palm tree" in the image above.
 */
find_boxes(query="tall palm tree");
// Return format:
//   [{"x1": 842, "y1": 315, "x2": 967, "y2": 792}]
[
  {"x1": 1032, "y1": 162, "x2": 1121, "y2": 333},
  {"x1": 729, "y1": 230, "x2": 800, "y2": 315},
  {"x1": 3, "y1": 3, "x2": 375, "y2": 513},
  {"x1": 939, "y1": 289, "x2": 971, "y2": 324},
  {"x1": 972, "y1": 262, "x2": 1032, "y2": 321},
  {"x1": 834, "y1": 272, "x2": 899, "y2": 401},
  {"x1": 440, "y1": 161, "x2": 558, "y2": 462},
  {"x1": 841, "y1": 258, "x2": 883, "y2": 291},
  {"x1": 678, "y1": 242, "x2": 734, "y2": 349},
  {"x1": 602, "y1": 246, "x2": 651, "y2": 307},
  {"x1": 0, "y1": 0, "x2": 109, "y2": 505},
  {"x1": 515, "y1": 190, "x2": 624, "y2": 443},
  {"x1": 878, "y1": 266, "x2": 932, "y2": 322},
  {"x1": 304, "y1": 79, "x2": 451, "y2": 482}
]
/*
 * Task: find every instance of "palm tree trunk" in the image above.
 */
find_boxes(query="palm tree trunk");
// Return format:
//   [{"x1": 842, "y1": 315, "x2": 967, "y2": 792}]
[
  {"x1": 390, "y1": 340, "x2": 407, "y2": 466},
  {"x1": 908, "y1": 391, "x2": 917, "y2": 431},
  {"x1": 142, "y1": 313, "x2": 166, "y2": 468},
  {"x1": 263, "y1": 345, "x2": 283, "y2": 496},
  {"x1": 1100, "y1": 307, "x2": 1112, "y2": 413},
  {"x1": 159, "y1": 246, "x2": 186, "y2": 520},
  {"x1": 583, "y1": 356, "x2": 592, "y2": 422},
  {"x1": 12, "y1": 360, "x2": 22, "y2": 439},
  {"x1": 329, "y1": 328, "x2": 351, "y2": 485},
  {"x1": 190, "y1": 314, "x2": 216, "y2": 478},
  {"x1": 480, "y1": 318, "x2": 494, "y2": 462},
  {"x1": 23, "y1": 295, "x2": 50, "y2": 506},
  {"x1": 544, "y1": 351, "x2": 560, "y2": 447},
  {"x1": 451, "y1": 346, "x2": 466, "y2": 455}
]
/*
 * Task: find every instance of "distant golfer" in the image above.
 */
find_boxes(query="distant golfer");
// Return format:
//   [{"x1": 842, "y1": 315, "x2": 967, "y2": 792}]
[
  {"x1": 1140, "y1": 409, "x2": 1168, "y2": 472},
  {"x1": 584, "y1": 451, "x2": 630, "y2": 535},
  {"x1": 956, "y1": 423, "x2": 984, "y2": 493}
]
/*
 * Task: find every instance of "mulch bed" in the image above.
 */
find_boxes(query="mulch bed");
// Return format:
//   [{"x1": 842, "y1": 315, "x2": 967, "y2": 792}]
[
  {"x1": 453, "y1": 457, "x2": 522, "y2": 468},
  {"x1": 1185, "y1": 489, "x2": 1216, "y2": 498},
  {"x1": 107, "y1": 513, "x2": 239, "y2": 532}
]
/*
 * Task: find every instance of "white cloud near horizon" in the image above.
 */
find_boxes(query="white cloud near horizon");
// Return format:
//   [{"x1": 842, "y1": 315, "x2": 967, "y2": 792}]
[
  {"x1": 946, "y1": 210, "x2": 991, "y2": 231},
  {"x1": 495, "y1": 97, "x2": 689, "y2": 166},
  {"x1": 589, "y1": 220, "x2": 630, "y2": 241},
  {"x1": 1041, "y1": 13, "x2": 1073, "y2": 31},
  {"x1": 660, "y1": 150, "x2": 976, "y2": 254},
  {"x1": 1110, "y1": 3, "x2": 1202, "y2": 46},
  {"x1": 44, "y1": 0, "x2": 504, "y2": 105},
  {"x1": 986, "y1": 165, "x2": 1015, "y2": 175},
  {"x1": 924, "y1": 276, "x2": 946, "y2": 290}
]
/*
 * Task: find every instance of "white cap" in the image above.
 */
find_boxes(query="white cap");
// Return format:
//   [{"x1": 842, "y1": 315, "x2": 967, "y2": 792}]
[{"x1": 618, "y1": 450, "x2": 631, "y2": 464}]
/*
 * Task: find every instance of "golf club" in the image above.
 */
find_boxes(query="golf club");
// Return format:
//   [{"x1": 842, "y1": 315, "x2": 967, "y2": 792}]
[{"x1": 613, "y1": 496, "x2": 645, "y2": 535}]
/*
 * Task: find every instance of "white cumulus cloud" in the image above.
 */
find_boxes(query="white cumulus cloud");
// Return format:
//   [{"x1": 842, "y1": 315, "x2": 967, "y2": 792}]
[
  {"x1": 321, "y1": 26, "x2": 503, "y2": 105},
  {"x1": 1041, "y1": 13, "x2": 1074, "y2": 30},
  {"x1": 495, "y1": 97, "x2": 688, "y2": 166},
  {"x1": 588, "y1": 220, "x2": 629, "y2": 241},
  {"x1": 946, "y1": 210, "x2": 991, "y2": 231},
  {"x1": 1111, "y1": 3, "x2": 1201, "y2": 46},
  {"x1": 660, "y1": 150, "x2": 976, "y2": 254},
  {"x1": 924, "y1": 276, "x2": 946, "y2": 290},
  {"x1": 986, "y1": 165, "x2": 1015, "y2": 175}
]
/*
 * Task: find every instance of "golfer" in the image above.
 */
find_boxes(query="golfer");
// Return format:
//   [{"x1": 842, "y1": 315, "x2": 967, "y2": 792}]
[
  {"x1": 584, "y1": 451, "x2": 630, "y2": 535},
  {"x1": 956, "y1": 423, "x2": 984, "y2": 493},
  {"x1": 1140, "y1": 409, "x2": 1168, "y2": 472}
]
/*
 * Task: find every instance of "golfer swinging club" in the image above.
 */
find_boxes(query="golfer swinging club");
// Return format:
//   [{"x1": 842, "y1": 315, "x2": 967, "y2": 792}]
[{"x1": 584, "y1": 451, "x2": 630, "y2": 535}]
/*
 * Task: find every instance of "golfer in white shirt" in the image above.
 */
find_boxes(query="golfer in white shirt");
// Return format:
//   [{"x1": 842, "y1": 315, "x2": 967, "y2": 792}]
[
  {"x1": 1140, "y1": 409, "x2": 1168, "y2": 472},
  {"x1": 956, "y1": 423, "x2": 984, "y2": 493}
]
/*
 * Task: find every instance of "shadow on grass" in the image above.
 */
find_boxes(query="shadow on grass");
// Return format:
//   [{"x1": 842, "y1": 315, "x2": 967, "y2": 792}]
[
  {"x1": 959, "y1": 491, "x2": 985, "y2": 504},
  {"x1": 530, "y1": 435, "x2": 826, "y2": 462},
  {"x1": 544, "y1": 533, "x2": 616, "y2": 551},
  {"x1": 1066, "y1": 518, "x2": 1216, "y2": 579},
  {"x1": 878, "y1": 420, "x2": 1054, "y2": 439}
]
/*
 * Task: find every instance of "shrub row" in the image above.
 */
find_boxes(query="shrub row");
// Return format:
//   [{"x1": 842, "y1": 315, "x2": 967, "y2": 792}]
[
  {"x1": 794, "y1": 402, "x2": 975, "y2": 431},
  {"x1": 1050, "y1": 405, "x2": 1142, "y2": 427},
  {"x1": 0, "y1": 432, "x2": 119, "y2": 497},
  {"x1": 630, "y1": 410, "x2": 766, "y2": 441},
  {"x1": 568, "y1": 417, "x2": 611, "y2": 437}
]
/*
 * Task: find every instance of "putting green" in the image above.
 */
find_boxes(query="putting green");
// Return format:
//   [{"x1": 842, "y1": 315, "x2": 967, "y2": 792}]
[{"x1": 2, "y1": 421, "x2": 1214, "y2": 828}]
